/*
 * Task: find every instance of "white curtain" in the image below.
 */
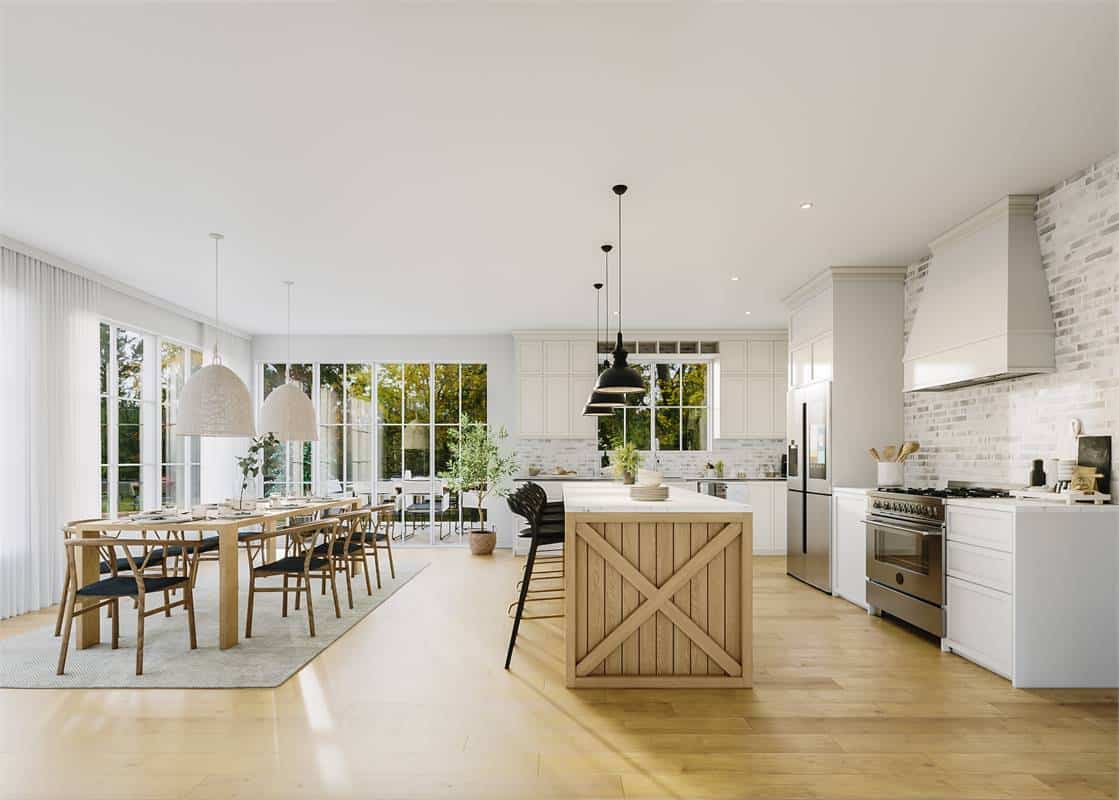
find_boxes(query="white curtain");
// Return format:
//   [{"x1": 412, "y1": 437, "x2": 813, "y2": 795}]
[{"x1": 0, "y1": 247, "x2": 100, "y2": 619}]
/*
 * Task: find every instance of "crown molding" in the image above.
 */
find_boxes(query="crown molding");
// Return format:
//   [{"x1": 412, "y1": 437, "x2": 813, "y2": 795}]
[
  {"x1": 929, "y1": 194, "x2": 1038, "y2": 253},
  {"x1": 0, "y1": 234, "x2": 251, "y2": 340},
  {"x1": 782, "y1": 265, "x2": 906, "y2": 310}
]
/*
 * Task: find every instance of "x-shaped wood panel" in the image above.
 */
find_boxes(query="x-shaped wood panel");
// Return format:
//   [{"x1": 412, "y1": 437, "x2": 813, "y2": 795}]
[{"x1": 574, "y1": 522, "x2": 743, "y2": 677}]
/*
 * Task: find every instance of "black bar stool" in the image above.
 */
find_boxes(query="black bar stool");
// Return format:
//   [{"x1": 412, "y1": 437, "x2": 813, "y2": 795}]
[{"x1": 505, "y1": 483, "x2": 565, "y2": 669}]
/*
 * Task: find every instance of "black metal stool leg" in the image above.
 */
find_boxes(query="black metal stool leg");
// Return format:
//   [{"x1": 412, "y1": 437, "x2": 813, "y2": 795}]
[{"x1": 505, "y1": 536, "x2": 540, "y2": 669}]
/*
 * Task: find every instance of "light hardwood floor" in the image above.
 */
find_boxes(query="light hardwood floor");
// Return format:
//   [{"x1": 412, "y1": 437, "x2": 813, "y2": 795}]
[{"x1": 0, "y1": 553, "x2": 1114, "y2": 799}]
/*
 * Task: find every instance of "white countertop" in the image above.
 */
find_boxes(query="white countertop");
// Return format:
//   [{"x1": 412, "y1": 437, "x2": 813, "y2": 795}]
[
  {"x1": 562, "y1": 482, "x2": 752, "y2": 513},
  {"x1": 947, "y1": 497, "x2": 1119, "y2": 513}
]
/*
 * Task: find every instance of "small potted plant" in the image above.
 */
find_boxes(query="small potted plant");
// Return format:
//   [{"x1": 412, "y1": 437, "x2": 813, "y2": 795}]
[
  {"x1": 235, "y1": 433, "x2": 279, "y2": 510},
  {"x1": 715, "y1": 460, "x2": 725, "y2": 478},
  {"x1": 610, "y1": 440, "x2": 643, "y2": 485},
  {"x1": 442, "y1": 417, "x2": 519, "y2": 555}
]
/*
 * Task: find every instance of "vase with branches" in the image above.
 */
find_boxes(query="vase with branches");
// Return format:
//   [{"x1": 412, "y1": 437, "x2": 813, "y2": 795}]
[
  {"x1": 441, "y1": 417, "x2": 519, "y2": 555},
  {"x1": 235, "y1": 433, "x2": 279, "y2": 510}
]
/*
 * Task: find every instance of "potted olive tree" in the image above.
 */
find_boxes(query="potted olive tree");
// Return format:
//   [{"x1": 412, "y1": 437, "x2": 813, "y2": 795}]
[{"x1": 442, "y1": 417, "x2": 519, "y2": 555}]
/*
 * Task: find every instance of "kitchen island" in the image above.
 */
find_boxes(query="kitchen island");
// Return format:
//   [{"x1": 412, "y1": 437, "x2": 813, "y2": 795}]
[{"x1": 562, "y1": 483, "x2": 753, "y2": 688}]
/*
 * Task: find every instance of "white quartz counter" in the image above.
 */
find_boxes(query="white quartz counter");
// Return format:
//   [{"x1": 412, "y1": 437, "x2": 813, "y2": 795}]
[
  {"x1": 946, "y1": 497, "x2": 1119, "y2": 513},
  {"x1": 562, "y1": 482, "x2": 752, "y2": 514}
]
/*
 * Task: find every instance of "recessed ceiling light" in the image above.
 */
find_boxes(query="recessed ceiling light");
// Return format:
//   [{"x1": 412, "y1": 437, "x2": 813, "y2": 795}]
[
  {"x1": 613, "y1": 310, "x2": 619, "y2": 316},
  {"x1": 730, "y1": 276, "x2": 740, "y2": 281},
  {"x1": 799, "y1": 201, "x2": 814, "y2": 210},
  {"x1": 745, "y1": 311, "x2": 752, "y2": 315}
]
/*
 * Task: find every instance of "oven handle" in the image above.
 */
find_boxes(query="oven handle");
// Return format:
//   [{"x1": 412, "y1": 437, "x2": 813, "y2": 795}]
[{"x1": 863, "y1": 518, "x2": 944, "y2": 537}]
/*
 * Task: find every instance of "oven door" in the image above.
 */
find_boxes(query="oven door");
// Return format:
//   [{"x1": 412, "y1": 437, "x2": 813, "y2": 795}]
[{"x1": 865, "y1": 517, "x2": 944, "y2": 606}]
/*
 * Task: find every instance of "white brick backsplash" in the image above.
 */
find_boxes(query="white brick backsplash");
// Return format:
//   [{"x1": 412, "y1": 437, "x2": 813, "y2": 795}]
[
  {"x1": 904, "y1": 153, "x2": 1119, "y2": 496},
  {"x1": 514, "y1": 438, "x2": 786, "y2": 478}
]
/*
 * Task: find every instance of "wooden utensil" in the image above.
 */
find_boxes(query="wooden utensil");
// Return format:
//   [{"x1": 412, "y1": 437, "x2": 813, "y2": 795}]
[
  {"x1": 882, "y1": 445, "x2": 898, "y2": 462},
  {"x1": 869, "y1": 448, "x2": 881, "y2": 462},
  {"x1": 898, "y1": 441, "x2": 920, "y2": 462}
]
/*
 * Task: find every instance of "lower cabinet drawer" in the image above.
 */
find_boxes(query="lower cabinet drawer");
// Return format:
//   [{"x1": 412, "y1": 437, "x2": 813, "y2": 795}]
[
  {"x1": 946, "y1": 506, "x2": 1013, "y2": 553},
  {"x1": 947, "y1": 541, "x2": 1013, "y2": 594},
  {"x1": 947, "y1": 576, "x2": 1012, "y2": 679}
]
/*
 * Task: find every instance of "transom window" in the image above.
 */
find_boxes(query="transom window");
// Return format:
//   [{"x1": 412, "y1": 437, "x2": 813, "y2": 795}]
[{"x1": 597, "y1": 361, "x2": 709, "y2": 453}]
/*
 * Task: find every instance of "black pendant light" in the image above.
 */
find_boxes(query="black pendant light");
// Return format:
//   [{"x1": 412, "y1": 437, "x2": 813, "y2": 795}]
[
  {"x1": 594, "y1": 184, "x2": 645, "y2": 394},
  {"x1": 582, "y1": 280, "x2": 615, "y2": 417},
  {"x1": 586, "y1": 244, "x2": 626, "y2": 412}
]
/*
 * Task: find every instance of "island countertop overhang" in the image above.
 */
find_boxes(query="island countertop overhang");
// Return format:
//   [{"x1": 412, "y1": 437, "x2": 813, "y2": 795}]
[{"x1": 562, "y1": 482, "x2": 753, "y2": 514}]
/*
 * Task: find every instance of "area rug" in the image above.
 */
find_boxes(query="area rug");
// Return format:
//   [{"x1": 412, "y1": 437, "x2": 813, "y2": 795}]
[{"x1": 0, "y1": 557, "x2": 428, "y2": 689}]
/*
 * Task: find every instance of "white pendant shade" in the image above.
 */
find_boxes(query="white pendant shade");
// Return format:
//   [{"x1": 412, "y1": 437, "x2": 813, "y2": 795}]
[
  {"x1": 260, "y1": 382, "x2": 318, "y2": 442},
  {"x1": 176, "y1": 362, "x2": 255, "y2": 437}
]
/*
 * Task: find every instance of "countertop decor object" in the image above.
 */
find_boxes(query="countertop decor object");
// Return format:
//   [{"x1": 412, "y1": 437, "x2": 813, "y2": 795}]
[
  {"x1": 176, "y1": 233, "x2": 255, "y2": 438},
  {"x1": 609, "y1": 441, "x2": 642, "y2": 485},
  {"x1": 594, "y1": 185, "x2": 645, "y2": 395},
  {"x1": 1077, "y1": 435, "x2": 1111, "y2": 495},
  {"x1": 628, "y1": 484, "x2": 668, "y2": 501},
  {"x1": 561, "y1": 482, "x2": 752, "y2": 688}
]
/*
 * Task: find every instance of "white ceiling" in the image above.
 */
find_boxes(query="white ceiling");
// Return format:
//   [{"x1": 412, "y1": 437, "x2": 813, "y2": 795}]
[{"x1": 2, "y1": 2, "x2": 1116, "y2": 335}]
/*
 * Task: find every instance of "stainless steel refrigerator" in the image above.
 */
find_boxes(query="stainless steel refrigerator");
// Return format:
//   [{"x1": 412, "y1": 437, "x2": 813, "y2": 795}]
[{"x1": 786, "y1": 381, "x2": 832, "y2": 592}]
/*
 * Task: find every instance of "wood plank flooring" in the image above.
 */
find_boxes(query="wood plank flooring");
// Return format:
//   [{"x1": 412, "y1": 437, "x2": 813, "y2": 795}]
[{"x1": 0, "y1": 553, "x2": 1113, "y2": 799}]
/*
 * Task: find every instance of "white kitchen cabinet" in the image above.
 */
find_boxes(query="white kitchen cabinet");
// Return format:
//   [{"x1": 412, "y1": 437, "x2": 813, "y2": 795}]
[
  {"x1": 719, "y1": 340, "x2": 747, "y2": 373},
  {"x1": 514, "y1": 335, "x2": 598, "y2": 438},
  {"x1": 941, "y1": 501, "x2": 1118, "y2": 688},
  {"x1": 746, "y1": 375, "x2": 775, "y2": 436},
  {"x1": 519, "y1": 340, "x2": 544, "y2": 374},
  {"x1": 772, "y1": 379, "x2": 788, "y2": 438},
  {"x1": 810, "y1": 335, "x2": 833, "y2": 382},
  {"x1": 947, "y1": 576, "x2": 1013, "y2": 679},
  {"x1": 790, "y1": 344, "x2": 812, "y2": 388},
  {"x1": 771, "y1": 482, "x2": 787, "y2": 554},
  {"x1": 570, "y1": 340, "x2": 596, "y2": 375},
  {"x1": 543, "y1": 341, "x2": 570, "y2": 374},
  {"x1": 718, "y1": 373, "x2": 747, "y2": 438},
  {"x1": 747, "y1": 340, "x2": 773, "y2": 373},
  {"x1": 832, "y1": 491, "x2": 867, "y2": 609},
  {"x1": 773, "y1": 339, "x2": 789, "y2": 384},
  {"x1": 570, "y1": 376, "x2": 597, "y2": 438},
  {"x1": 518, "y1": 375, "x2": 545, "y2": 436},
  {"x1": 544, "y1": 375, "x2": 570, "y2": 435},
  {"x1": 747, "y1": 482, "x2": 774, "y2": 553}
]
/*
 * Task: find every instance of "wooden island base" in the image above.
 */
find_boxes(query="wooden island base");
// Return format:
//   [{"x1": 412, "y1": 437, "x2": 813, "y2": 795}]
[{"x1": 563, "y1": 484, "x2": 753, "y2": 688}]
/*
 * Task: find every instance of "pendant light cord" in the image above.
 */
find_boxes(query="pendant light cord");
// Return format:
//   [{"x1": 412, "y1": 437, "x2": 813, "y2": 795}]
[
  {"x1": 210, "y1": 233, "x2": 224, "y2": 364},
  {"x1": 285, "y1": 280, "x2": 294, "y2": 378},
  {"x1": 617, "y1": 192, "x2": 622, "y2": 331}
]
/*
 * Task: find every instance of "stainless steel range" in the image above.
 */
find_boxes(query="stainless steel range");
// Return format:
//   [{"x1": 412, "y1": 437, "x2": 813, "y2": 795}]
[{"x1": 864, "y1": 486, "x2": 1009, "y2": 637}]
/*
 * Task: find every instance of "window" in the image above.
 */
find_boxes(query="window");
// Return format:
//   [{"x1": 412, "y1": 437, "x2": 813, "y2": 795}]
[
  {"x1": 317, "y1": 363, "x2": 372, "y2": 496},
  {"x1": 99, "y1": 322, "x2": 203, "y2": 514},
  {"x1": 261, "y1": 363, "x2": 313, "y2": 497},
  {"x1": 598, "y1": 361, "x2": 709, "y2": 454}
]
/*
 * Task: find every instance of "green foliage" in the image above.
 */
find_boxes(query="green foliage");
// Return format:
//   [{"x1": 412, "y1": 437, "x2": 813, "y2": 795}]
[
  {"x1": 440, "y1": 416, "x2": 518, "y2": 532},
  {"x1": 610, "y1": 440, "x2": 643, "y2": 478},
  {"x1": 237, "y1": 433, "x2": 279, "y2": 508}
]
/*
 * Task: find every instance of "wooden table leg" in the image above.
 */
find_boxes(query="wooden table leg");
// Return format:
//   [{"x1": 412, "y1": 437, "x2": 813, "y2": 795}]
[
  {"x1": 264, "y1": 518, "x2": 278, "y2": 562},
  {"x1": 76, "y1": 527, "x2": 102, "y2": 649},
  {"x1": 218, "y1": 524, "x2": 239, "y2": 650}
]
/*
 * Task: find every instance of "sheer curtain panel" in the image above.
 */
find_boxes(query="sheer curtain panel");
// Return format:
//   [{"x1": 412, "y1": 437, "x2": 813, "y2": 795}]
[{"x1": 0, "y1": 247, "x2": 100, "y2": 619}]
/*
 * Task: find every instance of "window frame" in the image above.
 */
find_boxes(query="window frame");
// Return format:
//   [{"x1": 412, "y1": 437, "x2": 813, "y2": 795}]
[{"x1": 597, "y1": 355, "x2": 713, "y2": 456}]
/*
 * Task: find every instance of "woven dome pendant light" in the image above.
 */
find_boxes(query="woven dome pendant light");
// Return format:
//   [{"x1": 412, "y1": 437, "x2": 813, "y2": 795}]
[
  {"x1": 583, "y1": 280, "x2": 615, "y2": 416},
  {"x1": 594, "y1": 184, "x2": 645, "y2": 394},
  {"x1": 176, "y1": 233, "x2": 255, "y2": 437},
  {"x1": 259, "y1": 281, "x2": 318, "y2": 441},
  {"x1": 585, "y1": 244, "x2": 625, "y2": 412}
]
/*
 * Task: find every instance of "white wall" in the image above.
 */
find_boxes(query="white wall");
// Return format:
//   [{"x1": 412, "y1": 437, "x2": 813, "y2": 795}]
[{"x1": 251, "y1": 333, "x2": 518, "y2": 546}]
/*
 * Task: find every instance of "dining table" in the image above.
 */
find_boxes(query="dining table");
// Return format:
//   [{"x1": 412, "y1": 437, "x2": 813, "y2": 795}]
[{"x1": 71, "y1": 497, "x2": 360, "y2": 651}]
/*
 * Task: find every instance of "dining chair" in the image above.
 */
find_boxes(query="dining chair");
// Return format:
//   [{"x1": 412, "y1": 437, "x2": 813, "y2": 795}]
[
  {"x1": 243, "y1": 519, "x2": 341, "y2": 638},
  {"x1": 350, "y1": 502, "x2": 396, "y2": 588},
  {"x1": 314, "y1": 508, "x2": 372, "y2": 608},
  {"x1": 56, "y1": 538, "x2": 202, "y2": 676}
]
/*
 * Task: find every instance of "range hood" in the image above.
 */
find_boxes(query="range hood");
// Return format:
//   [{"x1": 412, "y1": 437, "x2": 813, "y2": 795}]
[{"x1": 903, "y1": 195, "x2": 1055, "y2": 392}]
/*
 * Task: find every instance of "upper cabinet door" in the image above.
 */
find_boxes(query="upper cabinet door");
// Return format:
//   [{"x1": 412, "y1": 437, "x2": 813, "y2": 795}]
[
  {"x1": 719, "y1": 373, "x2": 747, "y2": 438},
  {"x1": 518, "y1": 340, "x2": 544, "y2": 374},
  {"x1": 719, "y1": 340, "x2": 747, "y2": 373},
  {"x1": 791, "y1": 344, "x2": 812, "y2": 388},
  {"x1": 543, "y1": 341, "x2": 571, "y2": 374},
  {"x1": 544, "y1": 375, "x2": 571, "y2": 435},
  {"x1": 570, "y1": 375, "x2": 598, "y2": 438},
  {"x1": 570, "y1": 340, "x2": 596, "y2": 376},
  {"x1": 746, "y1": 375, "x2": 775, "y2": 436},
  {"x1": 747, "y1": 340, "x2": 773, "y2": 373},
  {"x1": 811, "y1": 334, "x2": 833, "y2": 382},
  {"x1": 519, "y1": 375, "x2": 545, "y2": 436},
  {"x1": 773, "y1": 339, "x2": 789, "y2": 382},
  {"x1": 771, "y1": 379, "x2": 788, "y2": 437}
]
